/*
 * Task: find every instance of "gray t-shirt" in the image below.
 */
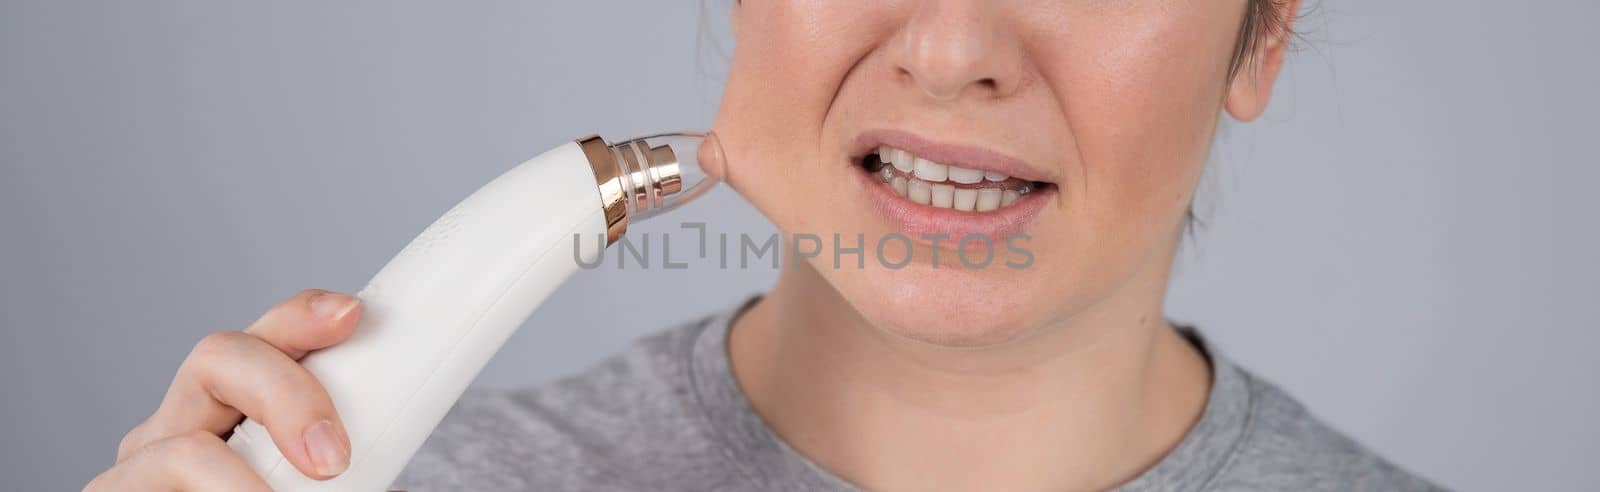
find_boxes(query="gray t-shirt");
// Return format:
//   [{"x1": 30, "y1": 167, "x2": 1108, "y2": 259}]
[{"x1": 395, "y1": 300, "x2": 1442, "y2": 491}]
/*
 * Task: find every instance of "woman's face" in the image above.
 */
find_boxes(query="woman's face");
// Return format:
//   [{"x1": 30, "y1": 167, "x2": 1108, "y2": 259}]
[{"x1": 711, "y1": 0, "x2": 1284, "y2": 346}]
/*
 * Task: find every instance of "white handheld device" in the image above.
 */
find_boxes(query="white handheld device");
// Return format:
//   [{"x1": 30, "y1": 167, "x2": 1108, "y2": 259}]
[{"x1": 225, "y1": 132, "x2": 723, "y2": 490}]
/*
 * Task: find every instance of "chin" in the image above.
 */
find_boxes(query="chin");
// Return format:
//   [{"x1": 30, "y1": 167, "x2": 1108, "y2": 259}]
[{"x1": 832, "y1": 265, "x2": 1051, "y2": 349}]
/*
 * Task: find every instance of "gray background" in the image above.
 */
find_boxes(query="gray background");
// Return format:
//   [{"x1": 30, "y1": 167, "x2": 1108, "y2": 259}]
[{"x1": 2, "y1": 1, "x2": 1594, "y2": 490}]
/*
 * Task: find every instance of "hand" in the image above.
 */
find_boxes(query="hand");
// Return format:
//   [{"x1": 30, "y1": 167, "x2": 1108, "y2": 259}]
[{"x1": 86, "y1": 289, "x2": 363, "y2": 491}]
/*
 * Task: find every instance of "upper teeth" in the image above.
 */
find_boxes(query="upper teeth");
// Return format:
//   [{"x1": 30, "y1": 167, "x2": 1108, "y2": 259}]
[
  {"x1": 874, "y1": 145, "x2": 1036, "y2": 212},
  {"x1": 878, "y1": 146, "x2": 1009, "y2": 183}
]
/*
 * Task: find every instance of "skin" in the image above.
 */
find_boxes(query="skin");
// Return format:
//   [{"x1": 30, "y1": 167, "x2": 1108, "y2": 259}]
[
  {"x1": 89, "y1": 0, "x2": 1295, "y2": 490},
  {"x1": 715, "y1": 0, "x2": 1293, "y2": 490}
]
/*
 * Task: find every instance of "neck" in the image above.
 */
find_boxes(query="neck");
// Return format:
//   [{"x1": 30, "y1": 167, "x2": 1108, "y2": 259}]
[{"x1": 727, "y1": 245, "x2": 1210, "y2": 491}]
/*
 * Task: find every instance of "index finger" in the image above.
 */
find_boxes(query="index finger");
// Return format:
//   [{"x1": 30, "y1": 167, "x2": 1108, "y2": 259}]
[{"x1": 243, "y1": 289, "x2": 362, "y2": 359}]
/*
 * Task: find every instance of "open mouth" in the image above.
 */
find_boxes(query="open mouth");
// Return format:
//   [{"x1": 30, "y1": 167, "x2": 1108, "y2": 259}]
[{"x1": 858, "y1": 145, "x2": 1053, "y2": 212}]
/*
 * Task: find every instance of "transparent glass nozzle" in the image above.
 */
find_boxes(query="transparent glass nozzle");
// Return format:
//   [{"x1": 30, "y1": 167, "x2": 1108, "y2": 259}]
[{"x1": 605, "y1": 131, "x2": 724, "y2": 222}]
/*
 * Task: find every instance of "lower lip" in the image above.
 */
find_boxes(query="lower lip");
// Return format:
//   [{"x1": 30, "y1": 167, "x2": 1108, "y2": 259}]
[{"x1": 853, "y1": 166, "x2": 1053, "y2": 242}]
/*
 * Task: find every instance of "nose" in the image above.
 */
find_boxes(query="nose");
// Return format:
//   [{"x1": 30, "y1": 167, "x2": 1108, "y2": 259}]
[{"x1": 889, "y1": 0, "x2": 1026, "y2": 102}]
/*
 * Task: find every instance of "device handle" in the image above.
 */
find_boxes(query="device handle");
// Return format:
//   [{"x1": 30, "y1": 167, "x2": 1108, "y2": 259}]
[{"x1": 226, "y1": 141, "x2": 609, "y2": 490}]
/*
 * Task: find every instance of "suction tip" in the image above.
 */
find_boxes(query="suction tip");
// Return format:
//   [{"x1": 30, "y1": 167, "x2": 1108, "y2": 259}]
[
  {"x1": 604, "y1": 131, "x2": 722, "y2": 222},
  {"x1": 698, "y1": 131, "x2": 728, "y2": 182}
]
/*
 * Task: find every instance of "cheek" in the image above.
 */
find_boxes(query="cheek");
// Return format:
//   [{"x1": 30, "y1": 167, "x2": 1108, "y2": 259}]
[
  {"x1": 1037, "y1": 10, "x2": 1240, "y2": 244},
  {"x1": 712, "y1": 1, "x2": 886, "y2": 230}
]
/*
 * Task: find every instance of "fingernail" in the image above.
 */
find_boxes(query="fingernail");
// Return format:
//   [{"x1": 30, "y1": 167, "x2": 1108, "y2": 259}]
[
  {"x1": 304, "y1": 420, "x2": 349, "y2": 477},
  {"x1": 310, "y1": 292, "x2": 358, "y2": 320}
]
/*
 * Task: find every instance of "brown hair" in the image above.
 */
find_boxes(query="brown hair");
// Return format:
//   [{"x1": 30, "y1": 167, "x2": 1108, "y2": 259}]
[{"x1": 1229, "y1": 0, "x2": 1297, "y2": 82}]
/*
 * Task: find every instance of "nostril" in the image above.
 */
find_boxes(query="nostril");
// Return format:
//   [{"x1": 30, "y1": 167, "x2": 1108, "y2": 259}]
[
  {"x1": 896, "y1": 67, "x2": 915, "y2": 84},
  {"x1": 901, "y1": 68, "x2": 1003, "y2": 101}
]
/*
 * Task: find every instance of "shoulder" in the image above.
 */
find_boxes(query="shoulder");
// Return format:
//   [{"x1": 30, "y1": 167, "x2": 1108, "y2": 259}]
[
  {"x1": 1208, "y1": 367, "x2": 1444, "y2": 492},
  {"x1": 394, "y1": 315, "x2": 743, "y2": 491}
]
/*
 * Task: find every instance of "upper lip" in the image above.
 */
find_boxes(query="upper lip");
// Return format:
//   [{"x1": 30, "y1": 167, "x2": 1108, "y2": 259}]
[{"x1": 849, "y1": 129, "x2": 1056, "y2": 183}]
